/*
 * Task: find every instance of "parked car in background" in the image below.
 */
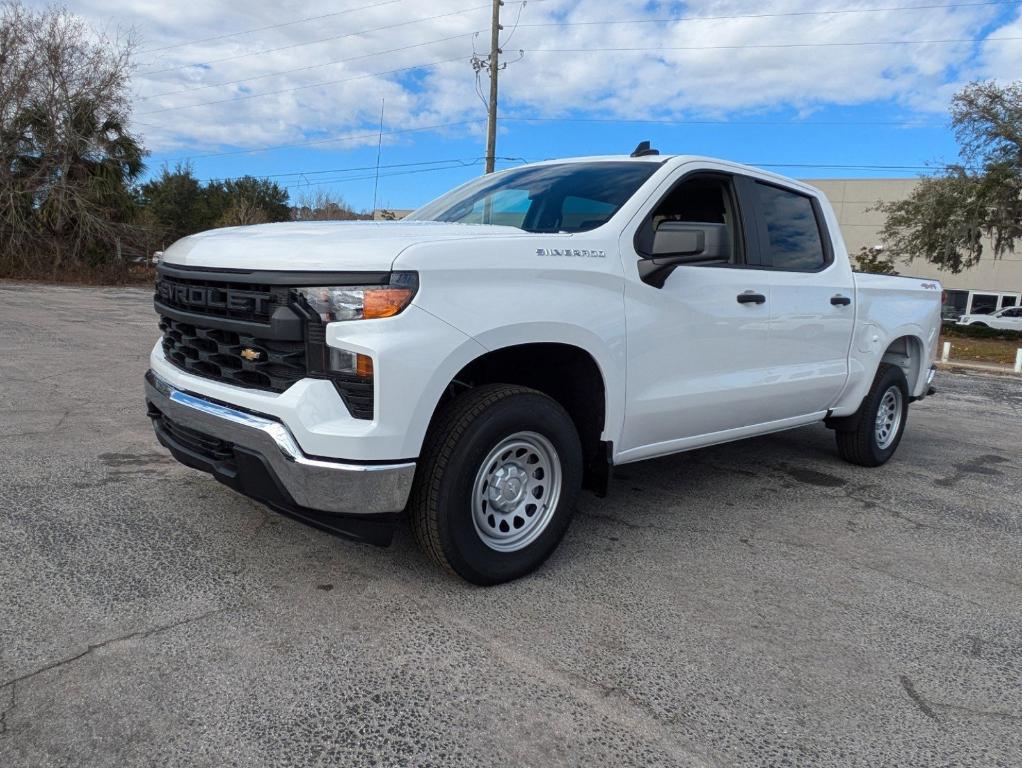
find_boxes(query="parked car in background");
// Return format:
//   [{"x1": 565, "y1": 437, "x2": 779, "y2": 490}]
[{"x1": 956, "y1": 306, "x2": 1022, "y2": 330}]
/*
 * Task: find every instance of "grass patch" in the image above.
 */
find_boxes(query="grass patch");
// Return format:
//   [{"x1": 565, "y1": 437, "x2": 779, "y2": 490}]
[{"x1": 941, "y1": 335, "x2": 1021, "y2": 365}]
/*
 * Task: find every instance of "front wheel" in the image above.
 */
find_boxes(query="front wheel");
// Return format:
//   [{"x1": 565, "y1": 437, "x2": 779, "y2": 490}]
[
  {"x1": 834, "y1": 363, "x2": 909, "y2": 467},
  {"x1": 409, "y1": 384, "x2": 582, "y2": 585}
]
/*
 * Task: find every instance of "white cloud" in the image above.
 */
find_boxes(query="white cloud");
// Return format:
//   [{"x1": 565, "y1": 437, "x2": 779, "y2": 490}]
[
  {"x1": 44, "y1": 0, "x2": 1012, "y2": 155},
  {"x1": 978, "y1": 8, "x2": 1022, "y2": 81}
]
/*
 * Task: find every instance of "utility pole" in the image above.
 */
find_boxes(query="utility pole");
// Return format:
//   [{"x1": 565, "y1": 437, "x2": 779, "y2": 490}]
[{"x1": 484, "y1": 0, "x2": 502, "y2": 174}]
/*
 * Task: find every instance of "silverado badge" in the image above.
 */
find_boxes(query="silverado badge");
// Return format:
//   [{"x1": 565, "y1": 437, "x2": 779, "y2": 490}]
[{"x1": 240, "y1": 347, "x2": 264, "y2": 362}]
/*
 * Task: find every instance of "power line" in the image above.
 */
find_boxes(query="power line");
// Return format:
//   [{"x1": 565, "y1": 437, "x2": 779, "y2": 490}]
[
  {"x1": 138, "y1": 32, "x2": 483, "y2": 101},
  {"x1": 500, "y1": 0, "x2": 527, "y2": 48},
  {"x1": 281, "y1": 158, "x2": 522, "y2": 189},
  {"x1": 526, "y1": 36, "x2": 1022, "y2": 53},
  {"x1": 501, "y1": 116, "x2": 943, "y2": 127},
  {"x1": 137, "y1": 57, "x2": 466, "y2": 116},
  {"x1": 136, "y1": 0, "x2": 404, "y2": 54},
  {"x1": 140, "y1": 3, "x2": 512, "y2": 77},
  {"x1": 516, "y1": 1, "x2": 1022, "y2": 30},
  {"x1": 177, "y1": 151, "x2": 962, "y2": 184},
  {"x1": 195, "y1": 159, "x2": 958, "y2": 197},
  {"x1": 218, "y1": 157, "x2": 966, "y2": 187},
  {"x1": 199, "y1": 156, "x2": 527, "y2": 183}
]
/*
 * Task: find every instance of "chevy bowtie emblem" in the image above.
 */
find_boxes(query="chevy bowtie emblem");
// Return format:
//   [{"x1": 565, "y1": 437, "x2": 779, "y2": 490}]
[{"x1": 240, "y1": 347, "x2": 264, "y2": 362}]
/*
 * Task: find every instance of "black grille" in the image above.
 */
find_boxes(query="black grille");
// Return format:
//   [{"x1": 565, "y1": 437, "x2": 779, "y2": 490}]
[
  {"x1": 154, "y1": 266, "x2": 380, "y2": 420},
  {"x1": 160, "y1": 316, "x2": 306, "y2": 393},
  {"x1": 155, "y1": 274, "x2": 289, "y2": 323},
  {"x1": 333, "y1": 373, "x2": 374, "y2": 420}
]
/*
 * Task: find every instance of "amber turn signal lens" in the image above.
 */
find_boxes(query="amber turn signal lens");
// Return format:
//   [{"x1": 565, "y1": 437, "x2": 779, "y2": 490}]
[
  {"x1": 363, "y1": 288, "x2": 415, "y2": 319},
  {"x1": 355, "y1": 353, "x2": 374, "y2": 378}
]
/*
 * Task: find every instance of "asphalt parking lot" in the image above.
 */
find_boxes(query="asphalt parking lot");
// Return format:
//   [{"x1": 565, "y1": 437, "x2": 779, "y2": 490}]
[{"x1": 1, "y1": 282, "x2": 1020, "y2": 767}]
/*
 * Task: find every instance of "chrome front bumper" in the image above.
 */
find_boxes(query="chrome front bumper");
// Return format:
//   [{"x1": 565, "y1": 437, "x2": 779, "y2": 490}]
[{"x1": 144, "y1": 370, "x2": 415, "y2": 518}]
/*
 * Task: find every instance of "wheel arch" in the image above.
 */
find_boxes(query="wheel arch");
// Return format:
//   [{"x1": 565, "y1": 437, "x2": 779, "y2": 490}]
[
  {"x1": 880, "y1": 334, "x2": 926, "y2": 395},
  {"x1": 420, "y1": 337, "x2": 614, "y2": 494},
  {"x1": 831, "y1": 326, "x2": 930, "y2": 418}
]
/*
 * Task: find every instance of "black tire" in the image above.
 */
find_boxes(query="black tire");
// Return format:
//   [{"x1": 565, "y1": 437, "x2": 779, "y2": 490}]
[
  {"x1": 834, "y1": 363, "x2": 909, "y2": 467},
  {"x1": 971, "y1": 322, "x2": 989, "y2": 328},
  {"x1": 409, "y1": 384, "x2": 582, "y2": 585}
]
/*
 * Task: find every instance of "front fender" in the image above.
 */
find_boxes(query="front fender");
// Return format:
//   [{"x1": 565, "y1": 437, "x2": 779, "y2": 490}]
[{"x1": 470, "y1": 321, "x2": 624, "y2": 442}]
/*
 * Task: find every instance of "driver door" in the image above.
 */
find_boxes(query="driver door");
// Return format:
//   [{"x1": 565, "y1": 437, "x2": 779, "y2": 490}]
[{"x1": 617, "y1": 171, "x2": 782, "y2": 461}]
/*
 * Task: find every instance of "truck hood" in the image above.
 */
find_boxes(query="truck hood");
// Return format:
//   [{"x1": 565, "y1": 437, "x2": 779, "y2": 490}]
[{"x1": 161, "y1": 220, "x2": 527, "y2": 272}]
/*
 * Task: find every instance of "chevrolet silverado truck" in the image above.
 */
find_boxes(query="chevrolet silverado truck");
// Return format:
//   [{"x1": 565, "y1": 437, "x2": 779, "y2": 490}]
[{"x1": 144, "y1": 147, "x2": 941, "y2": 585}]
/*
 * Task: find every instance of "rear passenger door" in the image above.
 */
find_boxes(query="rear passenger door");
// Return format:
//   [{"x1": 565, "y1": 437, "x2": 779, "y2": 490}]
[{"x1": 742, "y1": 180, "x2": 856, "y2": 419}]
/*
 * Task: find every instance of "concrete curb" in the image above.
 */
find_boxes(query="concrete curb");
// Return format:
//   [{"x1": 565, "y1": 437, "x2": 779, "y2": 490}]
[{"x1": 936, "y1": 360, "x2": 1020, "y2": 377}]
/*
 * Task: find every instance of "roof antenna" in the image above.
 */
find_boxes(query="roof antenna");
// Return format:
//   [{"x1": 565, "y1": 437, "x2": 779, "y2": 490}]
[
  {"x1": 630, "y1": 140, "x2": 660, "y2": 157},
  {"x1": 371, "y1": 98, "x2": 385, "y2": 215}
]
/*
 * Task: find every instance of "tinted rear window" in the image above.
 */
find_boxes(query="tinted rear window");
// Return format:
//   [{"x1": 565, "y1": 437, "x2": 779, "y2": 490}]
[{"x1": 754, "y1": 183, "x2": 826, "y2": 270}]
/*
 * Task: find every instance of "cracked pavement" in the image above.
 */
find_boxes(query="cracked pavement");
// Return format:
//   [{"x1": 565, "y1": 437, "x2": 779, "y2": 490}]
[{"x1": 1, "y1": 283, "x2": 1020, "y2": 767}]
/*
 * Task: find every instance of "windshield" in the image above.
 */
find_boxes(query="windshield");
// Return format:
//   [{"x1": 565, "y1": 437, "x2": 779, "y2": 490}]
[{"x1": 407, "y1": 161, "x2": 660, "y2": 233}]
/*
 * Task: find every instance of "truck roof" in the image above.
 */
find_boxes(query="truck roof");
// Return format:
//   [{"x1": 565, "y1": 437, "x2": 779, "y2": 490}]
[{"x1": 519, "y1": 154, "x2": 824, "y2": 197}]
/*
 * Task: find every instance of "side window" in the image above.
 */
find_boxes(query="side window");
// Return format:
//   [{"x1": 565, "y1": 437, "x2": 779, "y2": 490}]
[
  {"x1": 754, "y1": 183, "x2": 827, "y2": 271},
  {"x1": 636, "y1": 175, "x2": 741, "y2": 265}
]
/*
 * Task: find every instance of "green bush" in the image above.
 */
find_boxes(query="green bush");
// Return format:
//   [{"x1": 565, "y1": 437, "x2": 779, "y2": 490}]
[{"x1": 941, "y1": 320, "x2": 1022, "y2": 341}]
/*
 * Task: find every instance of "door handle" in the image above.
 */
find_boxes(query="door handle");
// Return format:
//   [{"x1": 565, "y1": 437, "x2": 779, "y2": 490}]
[
  {"x1": 830, "y1": 295, "x2": 852, "y2": 306},
  {"x1": 737, "y1": 291, "x2": 766, "y2": 305}
]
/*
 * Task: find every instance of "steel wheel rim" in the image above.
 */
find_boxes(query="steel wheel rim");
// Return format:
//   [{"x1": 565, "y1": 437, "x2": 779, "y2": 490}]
[
  {"x1": 874, "y1": 385, "x2": 903, "y2": 450},
  {"x1": 471, "y1": 431, "x2": 562, "y2": 553}
]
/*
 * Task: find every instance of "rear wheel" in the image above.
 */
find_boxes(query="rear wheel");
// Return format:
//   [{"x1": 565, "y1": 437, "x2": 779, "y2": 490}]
[
  {"x1": 834, "y1": 363, "x2": 909, "y2": 467},
  {"x1": 409, "y1": 384, "x2": 582, "y2": 585}
]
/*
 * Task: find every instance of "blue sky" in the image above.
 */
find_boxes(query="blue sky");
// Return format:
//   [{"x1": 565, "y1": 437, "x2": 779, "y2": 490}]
[{"x1": 60, "y1": 0, "x2": 1022, "y2": 211}]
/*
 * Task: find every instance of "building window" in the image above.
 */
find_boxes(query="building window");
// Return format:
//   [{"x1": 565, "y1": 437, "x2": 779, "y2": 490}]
[
  {"x1": 968, "y1": 293, "x2": 999, "y2": 315},
  {"x1": 942, "y1": 290, "x2": 968, "y2": 319}
]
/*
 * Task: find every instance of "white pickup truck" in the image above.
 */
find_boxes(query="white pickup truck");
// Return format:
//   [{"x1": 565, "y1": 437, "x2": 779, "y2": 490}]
[{"x1": 145, "y1": 148, "x2": 941, "y2": 584}]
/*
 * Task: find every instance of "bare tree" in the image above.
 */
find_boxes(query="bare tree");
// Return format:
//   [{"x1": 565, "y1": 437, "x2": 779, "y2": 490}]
[
  {"x1": 216, "y1": 198, "x2": 270, "y2": 228},
  {"x1": 291, "y1": 189, "x2": 370, "y2": 221},
  {"x1": 0, "y1": 1, "x2": 144, "y2": 278}
]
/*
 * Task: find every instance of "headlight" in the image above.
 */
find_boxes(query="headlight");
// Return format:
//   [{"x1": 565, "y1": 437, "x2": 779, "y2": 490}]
[{"x1": 294, "y1": 272, "x2": 417, "y2": 322}]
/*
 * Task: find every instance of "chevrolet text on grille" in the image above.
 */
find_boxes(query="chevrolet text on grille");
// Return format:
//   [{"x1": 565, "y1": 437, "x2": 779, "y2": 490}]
[{"x1": 157, "y1": 280, "x2": 272, "y2": 315}]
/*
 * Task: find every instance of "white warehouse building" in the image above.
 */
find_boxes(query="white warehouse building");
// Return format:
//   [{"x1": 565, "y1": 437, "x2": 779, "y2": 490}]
[{"x1": 808, "y1": 178, "x2": 1022, "y2": 318}]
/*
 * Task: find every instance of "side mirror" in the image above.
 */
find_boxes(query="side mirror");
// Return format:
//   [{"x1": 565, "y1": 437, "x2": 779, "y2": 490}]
[
  {"x1": 651, "y1": 221, "x2": 728, "y2": 259},
  {"x1": 640, "y1": 222, "x2": 730, "y2": 288}
]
